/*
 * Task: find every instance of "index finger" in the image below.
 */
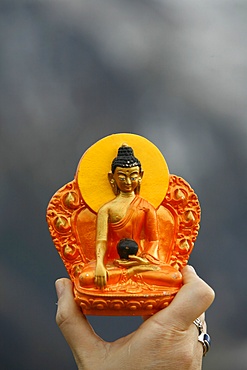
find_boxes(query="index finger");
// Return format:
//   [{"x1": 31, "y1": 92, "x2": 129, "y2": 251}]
[{"x1": 55, "y1": 278, "x2": 99, "y2": 351}]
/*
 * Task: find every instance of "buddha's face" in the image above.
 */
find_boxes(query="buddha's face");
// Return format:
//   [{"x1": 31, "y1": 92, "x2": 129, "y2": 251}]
[{"x1": 113, "y1": 166, "x2": 142, "y2": 193}]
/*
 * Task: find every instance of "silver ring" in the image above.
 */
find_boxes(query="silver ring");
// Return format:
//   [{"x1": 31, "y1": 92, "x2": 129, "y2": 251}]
[{"x1": 193, "y1": 318, "x2": 211, "y2": 356}]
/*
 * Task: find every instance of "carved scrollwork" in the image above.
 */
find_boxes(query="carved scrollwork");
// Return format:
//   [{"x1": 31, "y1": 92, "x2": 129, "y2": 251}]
[
  {"x1": 142, "y1": 299, "x2": 157, "y2": 310},
  {"x1": 54, "y1": 215, "x2": 70, "y2": 233},
  {"x1": 63, "y1": 243, "x2": 79, "y2": 260},
  {"x1": 157, "y1": 298, "x2": 170, "y2": 310},
  {"x1": 92, "y1": 299, "x2": 108, "y2": 310},
  {"x1": 63, "y1": 191, "x2": 80, "y2": 209},
  {"x1": 78, "y1": 298, "x2": 91, "y2": 311},
  {"x1": 162, "y1": 175, "x2": 200, "y2": 269},
  {"x1": 111, "y1": 300, "x2": 125, "y2": 310},
  {"x1": 74, "y1": 293, "x2": 176, "y2": 315}
]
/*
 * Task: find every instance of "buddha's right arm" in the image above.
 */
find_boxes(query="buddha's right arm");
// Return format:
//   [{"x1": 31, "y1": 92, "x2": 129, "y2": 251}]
[
  {"x1": 96, "y1": 240, "x2": 107, "y2": 263},
  {"x1": 95, "y1": 207, "x2": 109, "y2": 287},
  {"x1": 95, "y1": 205, "x2": 109, "y2": 261},
  {"x1": 95, "y1": 240, "x2": 108, "y2": 288},
  {"x1": 96, "y1": 205, "x2": 109, "y2": 243}
]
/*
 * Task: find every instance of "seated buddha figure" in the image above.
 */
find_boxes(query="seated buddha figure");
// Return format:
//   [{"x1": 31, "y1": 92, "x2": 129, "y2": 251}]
[{"x1": 79, "y1": 144, "x2": 182, "y2": 290}]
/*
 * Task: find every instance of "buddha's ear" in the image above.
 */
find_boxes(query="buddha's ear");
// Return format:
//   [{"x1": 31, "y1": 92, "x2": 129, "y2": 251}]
[
  {"x1": 108, "y1": 172, "x2": 114, "y2": 183},
  {"x1": 108, "y1": 172, "x2": 119, "y2": 195},
  {"x1": 135, "y1": 170, "x2": 144, "y2": 195}
]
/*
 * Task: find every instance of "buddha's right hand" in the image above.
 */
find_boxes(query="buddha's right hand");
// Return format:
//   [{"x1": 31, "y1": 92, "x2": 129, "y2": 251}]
[{"x1": 95, "y1": 262, "x2": 108, "y2": 288}]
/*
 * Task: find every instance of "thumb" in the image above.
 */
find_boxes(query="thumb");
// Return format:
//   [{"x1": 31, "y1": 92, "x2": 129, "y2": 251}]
[
  {"x1": 55, "y1": 278, "x2": 100, "y2": 353},
  {"x1": 154, "y1": 265, "x2": 215, "y2": 330}
]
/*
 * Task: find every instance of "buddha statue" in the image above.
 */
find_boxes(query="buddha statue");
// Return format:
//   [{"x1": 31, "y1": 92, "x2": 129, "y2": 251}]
[
  {"x1": 78, "y1": 144, "x2": 182, "y2": 290},
  {"x1": 47, "y1": 133, "x2": 201, "y2": 315}
]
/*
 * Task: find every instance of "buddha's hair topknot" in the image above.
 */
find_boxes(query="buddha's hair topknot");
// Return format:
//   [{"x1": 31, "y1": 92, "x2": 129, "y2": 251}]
[{"x1": 111, "y1": 144, "x2": 142, "y2": 173}]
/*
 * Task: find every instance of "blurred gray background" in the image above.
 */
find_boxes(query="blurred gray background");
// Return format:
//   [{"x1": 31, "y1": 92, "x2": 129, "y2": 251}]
[{"x1": 1, "y1": 0, "x2": 247, "y2": 369}]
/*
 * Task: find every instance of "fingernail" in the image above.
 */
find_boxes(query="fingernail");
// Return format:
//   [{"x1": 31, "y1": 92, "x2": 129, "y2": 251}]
[
  {"x1": 55, "y1": 279, "x2": 65, "y2": 300},
  {"x1": 187, "y1": 265, "x2": 197, "y2": 274}
]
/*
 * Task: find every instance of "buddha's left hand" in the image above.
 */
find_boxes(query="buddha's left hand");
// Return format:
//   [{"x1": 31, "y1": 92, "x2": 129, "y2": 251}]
[{"x1": 114, "y1": 255, "x2": 150, "y2": 268}]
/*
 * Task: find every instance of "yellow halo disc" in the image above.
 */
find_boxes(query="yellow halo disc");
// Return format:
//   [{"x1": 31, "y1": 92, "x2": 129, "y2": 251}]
[{"x1": 76, "y1": 133, "x2": 169, "y2": 213}]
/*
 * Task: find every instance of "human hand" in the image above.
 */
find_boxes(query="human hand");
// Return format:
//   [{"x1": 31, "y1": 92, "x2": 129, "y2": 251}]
[
  {"x1": 94, "y1": 262, "x2": 107, "y2": 288},
  {"x1": 55, "y1": 265, "x2": 215, "y2": 370}
]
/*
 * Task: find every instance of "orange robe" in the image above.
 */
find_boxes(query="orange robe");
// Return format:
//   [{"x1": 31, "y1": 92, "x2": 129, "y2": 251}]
[
  {"x1": 105, "y1": 195, "x2": 159, "y2": 262},
  {"x1": 79, "y1": 195, "x2": 182, "y2": 288}
]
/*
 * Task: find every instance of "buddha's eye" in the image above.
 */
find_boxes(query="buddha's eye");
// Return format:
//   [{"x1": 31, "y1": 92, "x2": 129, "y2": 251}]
[{"x1": 119, "y1": 177, "x2": 125, "y2": 181}]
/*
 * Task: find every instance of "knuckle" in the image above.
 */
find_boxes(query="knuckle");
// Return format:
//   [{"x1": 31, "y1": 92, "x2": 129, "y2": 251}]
[
  {"x1": 198, "y1": 280, "x2": 215, "y2": 307},
  {"x1": 56, "y1": 307, "x2": 70, "y2": 328},
  {"x1": 179, "y1": 344, "x2": 195, "y2": 365}
]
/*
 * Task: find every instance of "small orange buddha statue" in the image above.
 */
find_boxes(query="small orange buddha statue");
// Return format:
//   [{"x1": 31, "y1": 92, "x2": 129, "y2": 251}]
[
  {"x1": 79, "y1": 144, "x2": 182, "y2": 290},
  {"x1": 46, "y1": 133, "x2": 201, "y2": 315}
]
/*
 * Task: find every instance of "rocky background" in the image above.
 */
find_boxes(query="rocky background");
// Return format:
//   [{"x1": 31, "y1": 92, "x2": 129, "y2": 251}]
[{"x1": 1, "y1": 1, "x2": 247, "y2": 369}]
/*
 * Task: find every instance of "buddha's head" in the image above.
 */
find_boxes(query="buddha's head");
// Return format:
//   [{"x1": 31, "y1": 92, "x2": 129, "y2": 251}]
[{"x1": 109, "y1": 144, "x2": 143, "y2": 195}]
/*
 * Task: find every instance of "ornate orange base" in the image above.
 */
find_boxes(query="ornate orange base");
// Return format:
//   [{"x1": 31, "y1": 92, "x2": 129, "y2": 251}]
[{"x1": 74, "y1": 289, "x2": 178, "y2": 316}]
